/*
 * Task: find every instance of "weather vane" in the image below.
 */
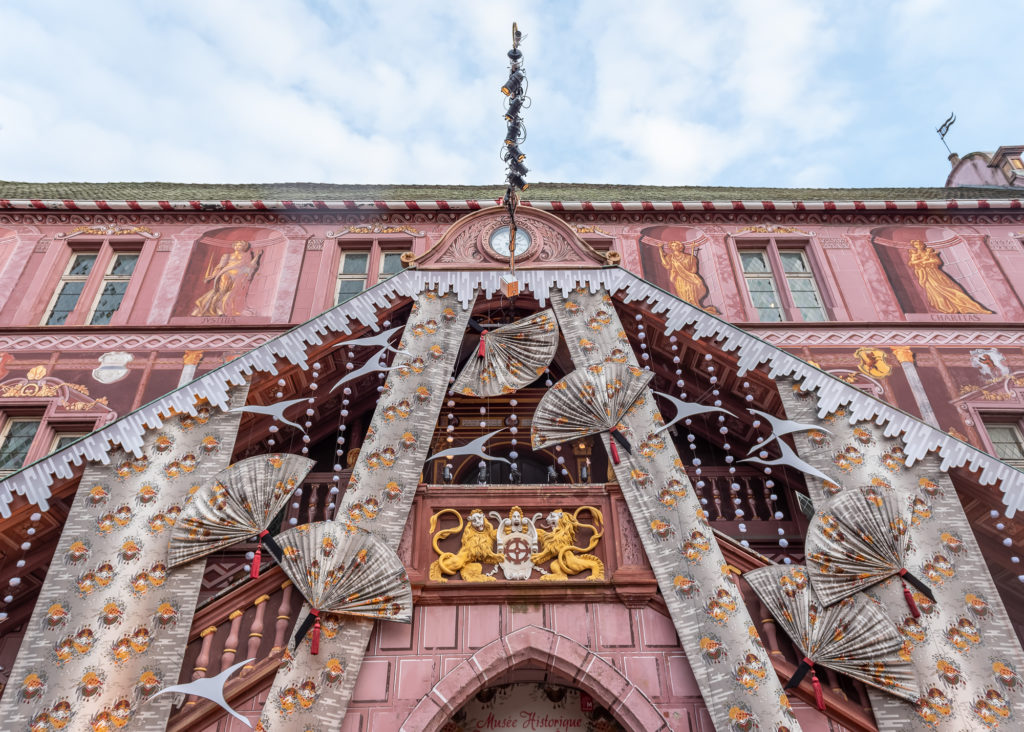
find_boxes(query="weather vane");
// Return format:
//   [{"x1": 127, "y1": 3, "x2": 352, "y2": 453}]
[
  {"x1": 500, "y1": 22, "x2": 528, "y2": 298},
  {"x1": 936, "y1": 111, "x2": 956, "y2": 155}
]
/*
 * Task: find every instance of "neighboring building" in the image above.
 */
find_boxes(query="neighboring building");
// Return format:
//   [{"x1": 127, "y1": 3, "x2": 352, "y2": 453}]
[{"x1": 0, "y1": 162, "x2": 1023, "y2": 731}]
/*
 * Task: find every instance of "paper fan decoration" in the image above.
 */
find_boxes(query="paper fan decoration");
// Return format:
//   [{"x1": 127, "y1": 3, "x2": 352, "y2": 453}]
[
  {"x1": 805, "y1": 485, "x2": 936, "y2": 617},
  {"x1": 168, "y1": 453, "x2": 314, "y2": 578},
  {"x1": 532, "y1": 363, "x2": 653, "y2": 464},
  {"x1": 452, "y1": 311, "x2": 559, "y2": 397},
  {"x1": 745, "y1": 565, "x2": 920, "y2": 708},
  {"x1": 275, "y1": 522, "x2": 412, "y2": 655}
]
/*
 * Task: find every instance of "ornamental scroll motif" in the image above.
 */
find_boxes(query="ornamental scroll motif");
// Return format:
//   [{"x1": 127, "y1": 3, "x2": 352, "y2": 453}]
[{"x1": 428, "y1": 506, "x2": 604, "y2": 582}]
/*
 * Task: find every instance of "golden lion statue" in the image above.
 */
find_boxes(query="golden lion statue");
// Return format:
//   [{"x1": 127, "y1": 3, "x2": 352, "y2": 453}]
[
  {"x1": 429, "y1": 508, "x2": 505, "y2": 582},
  {"x1": 531, "y1": 507, "x2": 604, "y2": 581}
]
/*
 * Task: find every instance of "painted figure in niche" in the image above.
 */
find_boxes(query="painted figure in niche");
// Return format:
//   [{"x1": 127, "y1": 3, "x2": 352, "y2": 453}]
[
  {"x1": 907, "y1": 239, "x2": 992, "y2": 314},
  {"x1": 190, "y1": 240, "x2": 263, "y2": 317},
  {"x1": 660, "y1": 240, "x2": 710, "y2": 306}
]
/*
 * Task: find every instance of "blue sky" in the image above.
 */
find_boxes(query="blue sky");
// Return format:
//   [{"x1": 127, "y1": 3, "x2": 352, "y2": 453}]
[{"x1": 1, "y1": 1, "x2": 1020, "y2": 189}]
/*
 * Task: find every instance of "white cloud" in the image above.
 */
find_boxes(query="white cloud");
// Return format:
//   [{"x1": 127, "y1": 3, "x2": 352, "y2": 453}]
[{"x1": 0, "y1": 1, "x2": 1019, "y2": 188}]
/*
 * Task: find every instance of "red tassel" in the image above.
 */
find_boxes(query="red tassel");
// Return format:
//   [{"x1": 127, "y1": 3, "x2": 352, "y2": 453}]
[
  {"x1": 899, "y1": 569, "x2": 921, "y2": 618},
  {"x1": 902, "y1": 582, "x2": 920, "y2": 618},
  {"x1": 311, "y1": 612, "x2": 321, "y2": 655},
  {"x1": 811, "y1": 670, "x2": 825, "y2": 712},
  {"x1": 609, "y1": 434, "x2": 620, "y2": 465},
  {"x1": 478, "y1": 330, "x2": 488, "y2": 358},
  {"x1": 251, "y1": 529, "x2": 270, "y2": 579}
]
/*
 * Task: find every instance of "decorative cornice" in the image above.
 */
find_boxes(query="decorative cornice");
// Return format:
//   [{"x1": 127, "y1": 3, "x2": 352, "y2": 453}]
[
  {"x1": 3, "y1": 267, "x2": 1024, "y2": 521},
  {"x1": 751, "y1": 326, "x2": 1024, "y2": 348},
  {"x1": 1, "y1": 198, "x2": 1021, "y2": 213},
  {"x1": 0, "y1": 331, "x2": 279, "y2": 352}
]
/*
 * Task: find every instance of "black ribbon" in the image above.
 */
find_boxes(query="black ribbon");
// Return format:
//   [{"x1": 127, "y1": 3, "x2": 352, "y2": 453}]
[
  {"x1": 293, "y1": 610, "x2": 318, "y2": 647},
  {"x1": 610, "y1": 429, "x2": 632, "y2": 454},
  {"x1": 467, "y1": 318, "x2": 486, "y2": 334},
  {"x1": 784, "y1": 658, "x2": 813, "y2": 691},
  {"x1": 262, "y1": 533, "x2": 284, "y2": 565},
  {"x1": 900, "y1": 570, "x2": 937, "y2": 603}
]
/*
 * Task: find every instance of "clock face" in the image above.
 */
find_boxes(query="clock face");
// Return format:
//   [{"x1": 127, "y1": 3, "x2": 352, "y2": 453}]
[{"x1": 488, "y1": 226, "x2": 532, "y2": 258}]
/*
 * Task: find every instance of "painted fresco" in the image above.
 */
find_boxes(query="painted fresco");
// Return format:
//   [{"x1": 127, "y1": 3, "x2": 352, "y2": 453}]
[
  {"x1": 638, "y1": 225, "x2": 715, "y2": 311},
  {"x1": 870, "y1": 227, "x2": 995, "y2": 317},
  {"x1": 172, "y1": 227, "x2": 285, "y2": 319},
  {"x1": 448, "y1": 683, "x2": 623, "y2": 731}
]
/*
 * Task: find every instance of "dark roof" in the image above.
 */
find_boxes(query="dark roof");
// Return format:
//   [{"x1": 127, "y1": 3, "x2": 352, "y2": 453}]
[{"x1": 1, "y1": 181, "x2": 1021, "y2": 201}]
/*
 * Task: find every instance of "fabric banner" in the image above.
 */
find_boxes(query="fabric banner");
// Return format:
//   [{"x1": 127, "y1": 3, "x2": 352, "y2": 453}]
[
  {"x1": 256, "y1": 287, "x2": 471, "y2": 731},
  {"x1": 551, "y1": 287, "x2": 798, "y2": 732},
  {"x1": 0, "y1": 385, "x2": 249, "y2": 731},
  {"x1": 779, "y1": 378, "x2": 1024, "y2": 730}
]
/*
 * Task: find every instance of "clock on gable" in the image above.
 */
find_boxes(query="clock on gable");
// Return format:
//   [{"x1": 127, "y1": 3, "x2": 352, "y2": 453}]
[{"x1": 488, "y1": 225, "x2": 532, "y2": 259}]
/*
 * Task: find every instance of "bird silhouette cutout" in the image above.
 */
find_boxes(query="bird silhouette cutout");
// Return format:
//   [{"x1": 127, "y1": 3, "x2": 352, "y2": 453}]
[
  {"x1": 652, "y1": 391, "x2": 737, "y2": 436},
  {"x1": 745, "y1": 408, "x2": 830, "y2": 454},
  {"x1": 230, "y1": 398, "x2": 308, "y2": 433},
  {"x1": 151, "y1": 658, "x2": 254, "y2": 727},
  {"x1": 332, "y1": 325, "x2": 410, "y2": 356},
  {"x1": 425, "y1": 428, "x2": 511, "y2": 465},
  {"x1": 741, "y1": 438, "x2": 838, "y2": 487},
  {"x1": 331, "y1": 348, "x2": 404, "y2": 392}
]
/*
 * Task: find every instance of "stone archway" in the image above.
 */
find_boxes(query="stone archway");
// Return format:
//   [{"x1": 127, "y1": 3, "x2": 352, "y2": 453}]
[{"x1": 400, "y1": 625, "x2": 668, "y2": 732}]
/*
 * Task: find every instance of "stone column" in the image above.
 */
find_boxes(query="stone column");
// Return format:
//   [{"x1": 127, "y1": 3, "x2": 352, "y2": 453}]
[{"x1": 890, "y1": 346, "x2": 939, "y2": 427}]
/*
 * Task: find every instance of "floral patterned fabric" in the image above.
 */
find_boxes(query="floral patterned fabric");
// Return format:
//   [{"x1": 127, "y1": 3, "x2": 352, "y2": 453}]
[
  {"x1": 452, "y1": 309, "x2": 559, "y2": 397},
  {"x1": 531, "y1": 362, "x2": 653, "y2": 451},
  {"x1": 0, "y1": 387, "x2": 249, "y2": 731},
  {"x1": 167, "y1": 453, "x2": 314, "y2": 569},
  {"x1": 551, "y1": 286, "x2": 798, "y2": 732},
  {"x1": 745, "y1": 564, "x2": 920, "y2": 702},
  {"x1": 274, "y1": 522, "x2": 411, "y2": 623},
  {"x1": 779, "y1": 377, "x2": 1024, "y2": 730},
  {"x1": 804, "y1": 485, "x2": 922, "y2": 607}
]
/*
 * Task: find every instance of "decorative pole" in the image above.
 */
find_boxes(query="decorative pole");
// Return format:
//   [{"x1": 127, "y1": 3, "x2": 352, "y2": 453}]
[{"x1": 500, "y1": 22, "x2": 528, "y2": 298}]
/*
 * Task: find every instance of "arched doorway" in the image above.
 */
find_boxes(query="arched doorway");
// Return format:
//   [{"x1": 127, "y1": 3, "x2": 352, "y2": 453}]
[
  {"x1": 400, "y1": 626, "x2": 667, "y2": 732},
  {"x1": 447, "y1": 683, "x2": 623, "y2": 731}
]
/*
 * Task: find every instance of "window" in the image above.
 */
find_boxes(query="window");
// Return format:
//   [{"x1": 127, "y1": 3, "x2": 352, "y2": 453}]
[
  {"x1": 982, "y1": 418, "x2": 1024, "y2": 467},
  {"x1": 378, "y1": 252, "x2": 405, "y2": 281},
  {"x1": 0, "y1": 418, "x2": 41, "y2": 475},
  {"x1": 46, "y1": 254, "x2": 97, "y2": 325},
  {"x1": 738, "y1": 241, "x2": 828, "y2": 322},
  {"x1": 334, "y1": 239, "x2": 411, "y2": 305},
  {"x1": 51, "y1": 432, "x2": 88, "y2": 452},
  {"x1": 44, "y1": 243, "x2": 143, "y2": 326},
  {"x1": 337, "y1": 252, "x2": 369, "y2": 304},
  {"x1": 90, "y1": 253, "x2": 139, "y2": 324}
]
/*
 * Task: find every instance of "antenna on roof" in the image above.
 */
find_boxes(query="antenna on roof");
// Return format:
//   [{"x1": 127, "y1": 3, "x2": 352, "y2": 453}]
[{"x1": 500, "y1": 22, "x2": 528, "y2": 299}]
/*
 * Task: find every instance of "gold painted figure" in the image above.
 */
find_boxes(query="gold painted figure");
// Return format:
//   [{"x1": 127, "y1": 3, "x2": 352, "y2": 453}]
[
  {"x1": 191, "y1": 240, "x2": 263, "y2": 317},
  {"x1": 428, "y1": 508, "x2": 504, "y2": 582},
  {"x1": 907, "y1": 239, "x2": 992, "y2": 314},
  {"x1": 531, "y1": 507, "x2": 604, "y2": 581},
  {"x1": 660, "y1": 241, "x2": 709, "y2": 306}
]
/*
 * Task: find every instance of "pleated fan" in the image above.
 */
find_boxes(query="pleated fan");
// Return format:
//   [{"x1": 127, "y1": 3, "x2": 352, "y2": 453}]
[
  {"x1": 168, "y1": 453, "x2": 314, "y2": 577},
  {"x1": 452, "y1": 311, "x2": 560, "y2": 397},
  {"x1": 275, "y1": 522, "x2": 412, "y2": 655},
  {"x1": 531, "y1": 363, "x2": 653, "y2": 464},
  {"x1": 745, "y1": 565, "x2": 920, "y2": 708},
  {"x1": 805, "y1": 485, "x2": 935, "y2": 617}
]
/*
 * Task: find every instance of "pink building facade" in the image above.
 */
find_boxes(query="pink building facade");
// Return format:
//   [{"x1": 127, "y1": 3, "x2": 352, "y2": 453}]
[{"x1": 1, "y1": 168, "x2": 1024, "y2": 731}]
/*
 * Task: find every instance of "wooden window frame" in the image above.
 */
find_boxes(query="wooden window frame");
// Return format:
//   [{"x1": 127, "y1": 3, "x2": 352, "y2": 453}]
[
  {"x1": 330, "y1": 237, "x2": 412, "y2": 306},
  {"x1": 42, "y1": 238, "x2": 147, "y2": 326},
  {"x1": 732, "y1": 236, "x2": 835, "y2": 323}
]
